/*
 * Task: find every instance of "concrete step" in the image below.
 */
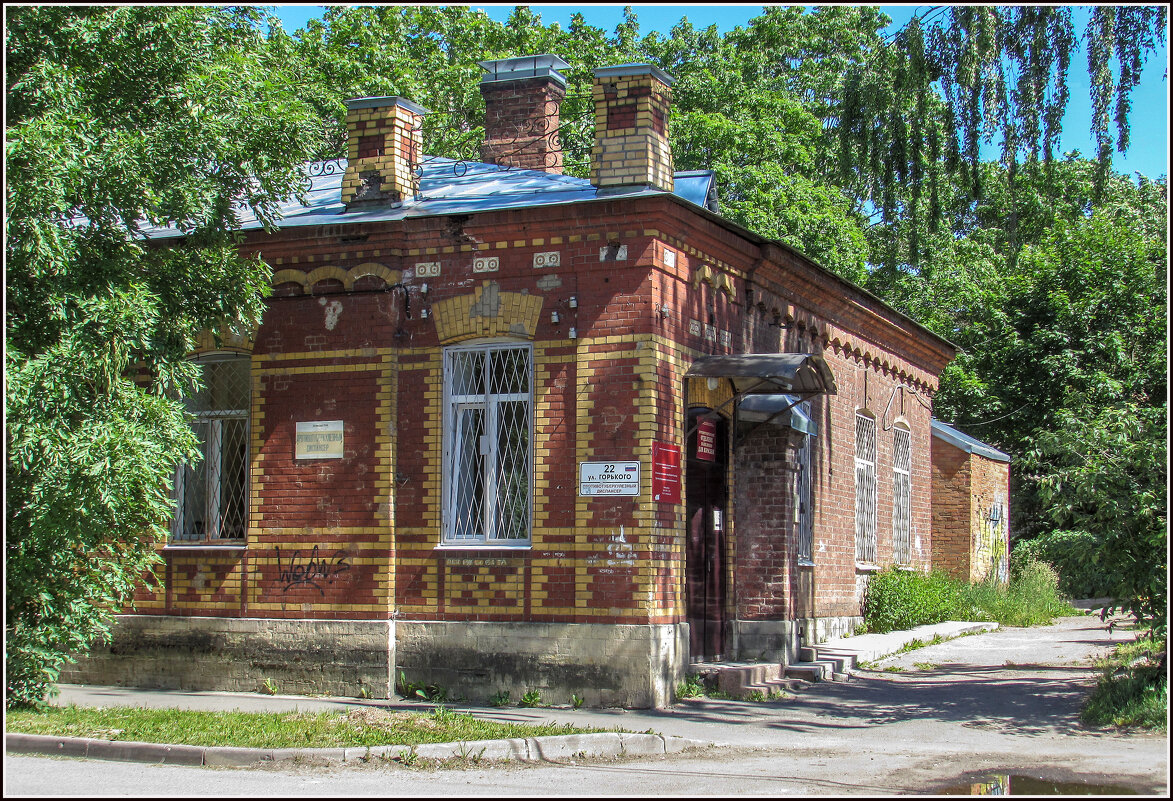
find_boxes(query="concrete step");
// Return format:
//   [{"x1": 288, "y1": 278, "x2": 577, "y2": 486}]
[
  {"x1": 784, "y1": 660, "x2": 851, "y2": 683},
  {"x1": 694, "y1": 656, "x2": 852, "y2": 699},
  {"x1": 799, "y1": 646, "x2": 857, "y2": 674},
  {"x1": 712, "y1": 662, "x2": 782, "y2": 696},
  {"x1": 737, "y1": 676, "x2": 811, "y2": 698}
]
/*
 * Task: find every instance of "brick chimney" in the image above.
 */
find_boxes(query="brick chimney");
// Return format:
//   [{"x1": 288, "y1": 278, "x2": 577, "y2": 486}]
[
  {"x1": 479, "y1": 55, "x2": 569, "y2": 174},
  {"x1": 590, "y1": 64, "x2": 674, "y2": 193},
  {"x1": 341, "y1": 96, "x2": 428, "y2": 209}
]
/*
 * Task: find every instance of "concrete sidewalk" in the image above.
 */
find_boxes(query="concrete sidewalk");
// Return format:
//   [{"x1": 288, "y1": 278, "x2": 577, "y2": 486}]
[
  {"x1": 5, "y1": 619, "x2": 997, "y2": 767},
  {"x1": 810, "y1": 619, "x2": 1000, "y2": 667}
]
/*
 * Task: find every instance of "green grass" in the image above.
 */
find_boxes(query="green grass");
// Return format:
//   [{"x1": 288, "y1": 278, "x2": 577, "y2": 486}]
[
  {"x1": 1081, "y1": 633, "x2": 1168, "y2": 730},
  {"x1": 4, "y1": 704, "x2": 605, "y2": 749}
]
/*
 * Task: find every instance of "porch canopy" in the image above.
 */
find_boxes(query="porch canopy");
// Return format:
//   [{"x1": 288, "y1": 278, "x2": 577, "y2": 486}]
[
  {"x1": 685, "y1": 353, "x2": 837, "y2": 397},
  {"x1": 684, "y1": 353, "x2": 836, "y2": 438}
]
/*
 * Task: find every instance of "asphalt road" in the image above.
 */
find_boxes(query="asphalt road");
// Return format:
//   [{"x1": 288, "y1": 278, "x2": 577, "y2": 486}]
[{"x1": 5, "y1": 614, "x2": 1168, "y2": 796}]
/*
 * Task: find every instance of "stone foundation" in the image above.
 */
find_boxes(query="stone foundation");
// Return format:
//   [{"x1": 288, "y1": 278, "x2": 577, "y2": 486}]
[
  {"x1": 61, "y1": 616, "x2": 688, "y2": 709},
  {"x1": 394, "y1": 621, "x2": 688, "y2": 708},
  {"x1": 729, "y1": 615, "x2": 864, "y2": 663},
  {"x1": 60, "y1": 616, "x2": 394, "y2": 699}
]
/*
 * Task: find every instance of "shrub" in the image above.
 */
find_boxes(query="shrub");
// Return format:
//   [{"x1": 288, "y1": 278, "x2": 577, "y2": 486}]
[
  {"x1": 1011, "y1": 531, "x2": 1113, "y2": 599},
  {"x1": 864, "y1": 558, "x2": 1074, "y2": 633},
  {"x1": 862, "y1": 568, "x2": 958, "y2": 633}
]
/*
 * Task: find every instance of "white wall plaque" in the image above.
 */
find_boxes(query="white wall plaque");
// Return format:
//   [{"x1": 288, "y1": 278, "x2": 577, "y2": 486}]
[
  {"x1": 579, "y1": 461, "x2": 641, "y2": 496},
  {"x1": 473, "y1": 256, "x2": 499, "y2": 273},
  {"x1": 296, "y1": 420, "x2": 344, "y2": 459},
  {"x1": 415, "y1": 261, "x2": 441, "y2": 277}
]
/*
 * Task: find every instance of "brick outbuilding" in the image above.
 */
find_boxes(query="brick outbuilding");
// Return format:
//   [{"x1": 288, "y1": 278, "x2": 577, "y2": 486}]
[
  {"x1": 64, "y1": 56, "x2": 957, "y2": 707},
  {"x1": 930, "y1": 420, "x2": 1011, "y2": 584}
]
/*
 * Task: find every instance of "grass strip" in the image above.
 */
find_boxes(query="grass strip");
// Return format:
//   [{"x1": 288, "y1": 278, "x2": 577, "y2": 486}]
[{"x1": 5, "y1": 704, "x2": 606, "y2": 749}]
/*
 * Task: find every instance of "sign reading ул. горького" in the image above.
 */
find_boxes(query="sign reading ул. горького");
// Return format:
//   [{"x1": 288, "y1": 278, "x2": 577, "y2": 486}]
[{"x1": 579, "y1": 461, "x2": 640, "y2": 496}]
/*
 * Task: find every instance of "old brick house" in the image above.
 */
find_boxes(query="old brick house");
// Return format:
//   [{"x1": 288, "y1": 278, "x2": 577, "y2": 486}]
[
  {"x1": 931, "y1": 419, "x2": 1011, "y2": 584},
  {"x1": 64, "y1": 56, "x2": 956, "y2": 707}
]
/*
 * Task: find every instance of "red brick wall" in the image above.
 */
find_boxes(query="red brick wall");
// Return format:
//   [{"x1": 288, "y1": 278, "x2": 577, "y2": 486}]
[
  {"x1": 139, "y1": 194, "x2": 953, "y2": 638},
  {"x1": 732, "y1": 425, "x2": 801, "y2": 620}
]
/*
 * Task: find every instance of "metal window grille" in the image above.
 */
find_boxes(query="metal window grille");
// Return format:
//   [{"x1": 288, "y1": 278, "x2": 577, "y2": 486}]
[
  {"x1": 854, "y1": 412, "x2": 877, "y2": 563},
  {"x1": 174, "y1": 356, "x2": 250, "y2": 541},
  {"x1": 796, "y1": 401, "x2": 813, "y2": 562},
  {"x1": 892, "y1": 426, "x2": 912, "y2": 564},
  {"x1": 444, "y1": 343, "x2": 532, "y2": 544}
]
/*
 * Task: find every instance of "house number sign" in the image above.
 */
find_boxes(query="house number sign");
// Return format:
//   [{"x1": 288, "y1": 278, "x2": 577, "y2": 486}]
[
  {"x1": 579, "y1": 461, "x2": 641, "y2": 496},
  {"x1": 295, "y1": 420, "x2": 344, "y2": 459}
]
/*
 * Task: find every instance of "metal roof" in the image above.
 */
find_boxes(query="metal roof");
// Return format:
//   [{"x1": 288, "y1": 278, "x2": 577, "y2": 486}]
[
  {"x1": 685, "y1": 353, "x2": 837, "y2": 397},
  {"x1": 139, "y1": 158, "x2": 718, "y2": 241},
  {"x1": 931, "y1": 419, "x2": 1011, "y2": 462}
]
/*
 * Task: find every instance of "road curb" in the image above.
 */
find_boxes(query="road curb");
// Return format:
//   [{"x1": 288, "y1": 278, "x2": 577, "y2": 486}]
[{"x1": 5, "y1": 731, "x2": 714, "y2": 767}]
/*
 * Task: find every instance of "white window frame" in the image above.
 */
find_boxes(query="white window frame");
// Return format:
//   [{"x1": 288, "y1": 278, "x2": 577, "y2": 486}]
[
  {"x1": 441, "y1": 341, "x2": 533, "y2": 546},
  {"x1": 172, "y1": 353, "x2": 250, "y2": 544},
  {"x1": 854, "y1": 410, "x2": 877, "y2": 564},
  {"x1": 892, "y1": 424, "x2": 912, "y2": 564}
]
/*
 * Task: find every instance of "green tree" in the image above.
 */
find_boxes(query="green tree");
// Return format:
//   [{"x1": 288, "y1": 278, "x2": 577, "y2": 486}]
[
  {"x1": 5, "y1": 6, "x2": 323, "y2": 707},
  {"x1": 1025, "y1": 402, "x2": 1166, "y2": 636}
]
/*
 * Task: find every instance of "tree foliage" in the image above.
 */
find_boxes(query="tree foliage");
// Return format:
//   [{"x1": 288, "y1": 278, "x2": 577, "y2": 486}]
[{"x1": 5, "y1": 6, "x2": 324, "y2": 707}]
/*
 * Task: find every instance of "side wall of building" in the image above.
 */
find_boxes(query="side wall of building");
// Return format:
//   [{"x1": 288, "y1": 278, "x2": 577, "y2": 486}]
[{"x1": 931, "y1": 439, "x2": 1010, "y2": 584}]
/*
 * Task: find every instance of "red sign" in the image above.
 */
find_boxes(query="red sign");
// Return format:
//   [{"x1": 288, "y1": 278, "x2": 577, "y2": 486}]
[
  {"x1": 652, "y1": 442, "x2": 681, "y2": 504},
  {"x1": 696, "y1": 418, "x2": 717, "y2": 462}
]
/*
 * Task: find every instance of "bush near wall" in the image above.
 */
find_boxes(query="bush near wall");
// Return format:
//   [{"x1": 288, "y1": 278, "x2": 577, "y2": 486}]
[
  {"x1": 1011, "y1": 530, "x2": 1113, "y2": 599},
  {"x1": 862, "y1": 557, "x2": 1074, "y2": 633},
  {"x1": 862, "y1": 568, "x2": 958, "y2": 633}
]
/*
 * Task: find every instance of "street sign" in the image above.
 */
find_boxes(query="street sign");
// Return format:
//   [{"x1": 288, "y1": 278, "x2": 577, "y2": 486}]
[{"x1": 579, "y1": 461, "x2": 641, "y2": 496}]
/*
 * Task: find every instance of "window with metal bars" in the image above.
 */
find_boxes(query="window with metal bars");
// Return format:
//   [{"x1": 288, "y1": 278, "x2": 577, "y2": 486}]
[
  {"x1": 795, "y1": 401, "x2": 814, "y2": 563},
  {"x1": 854, "y1": 411, "x2": 877, "y2": 564},
  {"x1": 173, "y1": 354, "x2": 250, "y2": 543},
  {"x1": 443, "y1": 343, "x2": 533, "y2": 545},
  {"x1": 892, "y1": 425, "x2": 912, "y2": 564}
]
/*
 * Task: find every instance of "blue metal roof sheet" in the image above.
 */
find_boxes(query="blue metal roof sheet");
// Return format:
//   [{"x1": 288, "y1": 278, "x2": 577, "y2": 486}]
[
  {"x1": 931, "y1": 419, "x2": 1011, "y2": 462},
  {"x1": 139, "y1": 157, "x2": 718, "y2": 241}
]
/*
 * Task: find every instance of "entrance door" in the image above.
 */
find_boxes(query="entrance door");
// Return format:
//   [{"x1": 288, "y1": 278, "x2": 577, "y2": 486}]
[{"x1": 686, "y1": 408, "x2": 728, "y2": 661}]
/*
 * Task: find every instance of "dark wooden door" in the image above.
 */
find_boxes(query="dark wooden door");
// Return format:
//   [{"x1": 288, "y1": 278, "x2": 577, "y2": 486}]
[{"x1": 686, "y1": 408, "x2": 728, "y2": 661}]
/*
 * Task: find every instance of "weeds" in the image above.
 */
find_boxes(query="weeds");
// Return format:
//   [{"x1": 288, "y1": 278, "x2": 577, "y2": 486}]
[
  {"x1": 675, "y1": 675, "x2": 707, "y2": 699},
  {"x1": 862, "y1": 557, "x2": 1076, "y2": 634},
  {"x1": 396, "y1": 671, "x2": 449, "y2": 703},
  {"x1": 570, "y1": 693, "x2": 585, "y2": 710},
  {"x1": 489, "y1": 690, "x2": 511, "y2": 707},
  {"x1": 518, "y1": 689, "x2": 543, "y2": 708},
  {"x1": 1082, "y1": 631, "x2": 1167, "y2": 730},
  {"x1": 260, "y1": 678, "x2": 279, "y2": 696},
  {"x1": 397, "y1": 745, "x2": 419, "y2": 767}
]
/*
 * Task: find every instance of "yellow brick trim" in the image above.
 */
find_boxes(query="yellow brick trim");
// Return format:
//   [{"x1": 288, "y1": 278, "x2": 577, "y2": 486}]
[
  {"x1": 255, "y1": 362, "x2": 380, "y2": 376},
  {"x1": 431, "y1": 281, "x2": 544, "y2": 344}
]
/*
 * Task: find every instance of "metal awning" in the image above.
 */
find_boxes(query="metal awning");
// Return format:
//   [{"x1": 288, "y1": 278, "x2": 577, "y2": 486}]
[
  {"x1": 738, "y1": 394, "x2": 818, "y2": 436},
  {"x1": 684, "y1": 353, "x2": 837, "y2": 397}
]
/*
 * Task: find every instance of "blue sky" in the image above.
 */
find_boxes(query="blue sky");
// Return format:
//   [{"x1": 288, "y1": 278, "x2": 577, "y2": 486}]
[{"x1": 268, "y1": 3, "x2": 1169, "y2": 180}]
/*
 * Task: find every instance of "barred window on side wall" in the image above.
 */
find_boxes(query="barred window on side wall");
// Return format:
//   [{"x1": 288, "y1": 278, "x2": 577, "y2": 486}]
[{"x1": 173, "y1": 354, "x2": 250, "y2": 543}]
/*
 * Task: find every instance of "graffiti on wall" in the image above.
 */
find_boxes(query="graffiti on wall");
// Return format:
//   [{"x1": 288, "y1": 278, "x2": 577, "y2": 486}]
[{"x1": 274, "y1": 545, "x2": 350, "y2": 594}]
